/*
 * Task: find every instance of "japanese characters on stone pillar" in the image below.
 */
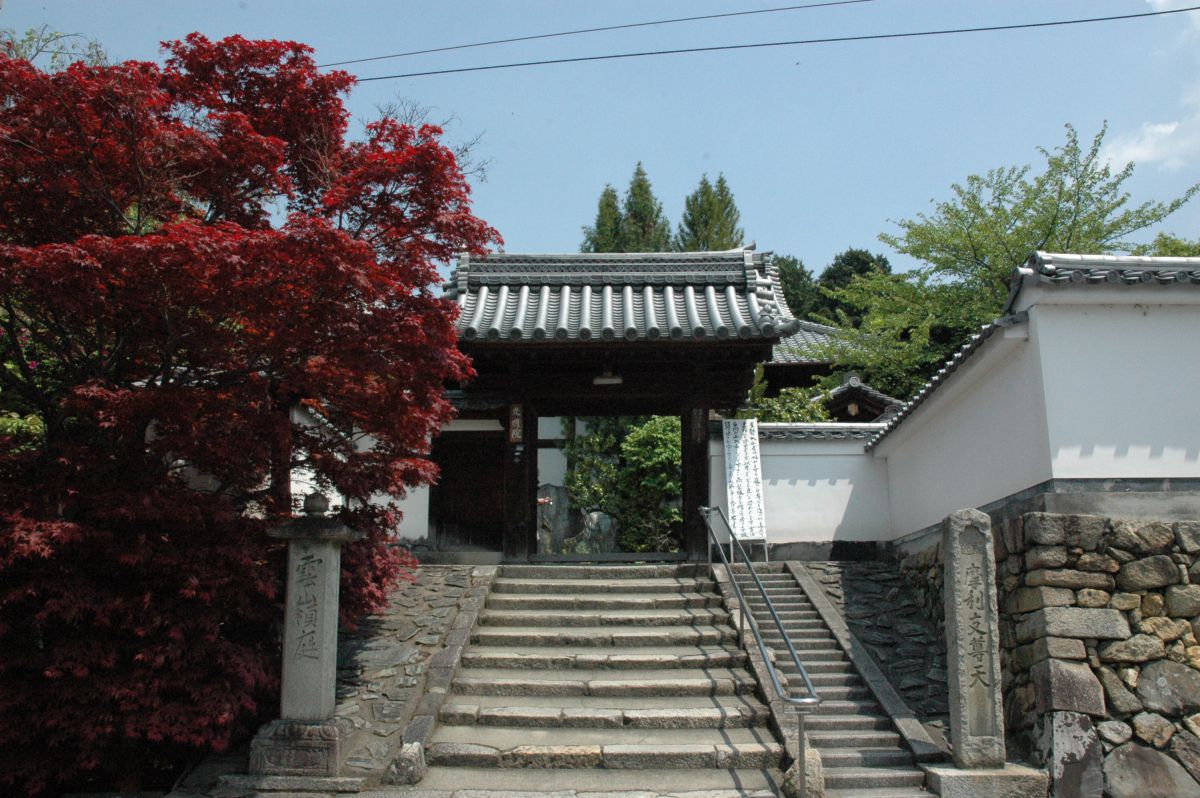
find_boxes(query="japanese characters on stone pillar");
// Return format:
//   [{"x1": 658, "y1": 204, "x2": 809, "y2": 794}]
[
  {"x1": 249, "y1": 493, "x2": 364, "y2": 778},
  {"x1": 943, "y1": 508, "x2": 1006, "y2": 769}
]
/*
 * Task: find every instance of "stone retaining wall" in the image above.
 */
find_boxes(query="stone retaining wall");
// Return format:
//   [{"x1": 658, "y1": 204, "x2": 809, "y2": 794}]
[
  {"x1": 902, "y1": 511, "x2": 1200, "y2": 797},
  {"x1": 898, "y1": 542, "x2": 946, "y2": 639}
]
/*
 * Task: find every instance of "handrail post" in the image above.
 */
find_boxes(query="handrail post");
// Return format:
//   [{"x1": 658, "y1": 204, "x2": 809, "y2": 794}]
[
  {"x1": 739, "y1": 596, "x2": 745, "y2": 646},
  {"x1": 797, "y1": 710, "x2": 807, "y2": 797}
]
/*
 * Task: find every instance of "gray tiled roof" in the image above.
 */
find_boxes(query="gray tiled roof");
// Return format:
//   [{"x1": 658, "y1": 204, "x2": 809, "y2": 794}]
[
  {"x1": 758, "y1": 422, "x2": 885, "y2": 441},
  {"x1": 706, "y1": 421, "x2": 885, "y2": 440},
  {"x1": 769, "y1": 320, "x2": 837, "y2": 364},
  {"x1": 824, "y1": 374, "x2": 903, "y2": 408},
  {"x1": 445, "y1": 250, "x2": 800, "y2": 343},
  {"x1": 1004, "y1": 251, "x2": 1200, "y2": 312},
  {"x1": 871, "y1": 251, "x2": 1200, "y2": 451}
]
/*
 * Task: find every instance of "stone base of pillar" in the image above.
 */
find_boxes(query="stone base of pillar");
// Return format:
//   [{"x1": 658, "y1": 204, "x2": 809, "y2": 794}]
[
  {"x1": 923, "y1": 763, "x2": 1049, "y2": 798},
  {"x1": 248, "y1": 719, "x2": 342, "y2": 778}
]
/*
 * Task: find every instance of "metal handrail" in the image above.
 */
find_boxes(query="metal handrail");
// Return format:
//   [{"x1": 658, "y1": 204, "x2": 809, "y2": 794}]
[{"x1": 701, "y1": 505, "x2": 819, "y2": 796}]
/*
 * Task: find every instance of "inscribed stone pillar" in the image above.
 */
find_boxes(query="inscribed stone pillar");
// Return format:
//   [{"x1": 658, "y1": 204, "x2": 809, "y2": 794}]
[
  {"x1": 249, "y1": 494, "x2": 363, "y2": 777},
  {"x1": 279, "y1": 537, "x2": 344, "y2": 720},
  {"x1": 943, "y1": 508, "x2": 1006, "y2": 768}
]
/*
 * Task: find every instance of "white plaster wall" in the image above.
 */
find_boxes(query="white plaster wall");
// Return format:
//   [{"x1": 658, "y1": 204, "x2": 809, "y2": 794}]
[
  {"x1": 877, "y1": 326, "x2": 1054, "y2": 536},
  {"x1": 709, "y1": 435, "x2": 892, "y2": 543},
  {"x1": 538, "y1": 447, "x2": 568, "y2": 487},
  {"x1": 538, "y1": 416, "x2": 565, "y2": 439},
  {"x1": 1035, "y1": 303, "x2": 1200, "y2": 479},
  {"x1": 393, "y1": 485, "x2": 429, "y2": 544}
]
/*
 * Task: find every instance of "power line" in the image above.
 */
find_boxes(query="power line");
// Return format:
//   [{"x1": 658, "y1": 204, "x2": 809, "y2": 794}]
[
  {"x1": 317, "y1": 0, "x2": 879, "y2": 68},
  {"x1": 354, "y1": 5, "x2": 1200, "y2": 82}
]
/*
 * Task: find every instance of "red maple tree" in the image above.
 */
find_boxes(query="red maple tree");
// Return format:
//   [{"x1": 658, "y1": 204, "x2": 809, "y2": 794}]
[{"x1": 0, "y1": 34, "x2": 499, "y2": 795}]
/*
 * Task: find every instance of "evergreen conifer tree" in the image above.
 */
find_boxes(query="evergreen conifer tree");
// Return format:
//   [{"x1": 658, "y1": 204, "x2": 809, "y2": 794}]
[
  {"x1": 580, "y1": 184, "x2": 622, "y2": 253},
  {"x1": 619, "y1": 162, "x2": 671, "y2": 251},
  {"x1": 674, "y1": 173, "x2": 744, "y2": 251}
]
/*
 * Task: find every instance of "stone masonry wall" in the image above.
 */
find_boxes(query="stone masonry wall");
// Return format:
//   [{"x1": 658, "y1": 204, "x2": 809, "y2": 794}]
[
  {"x1": 898, "y1": 512, "x2": 1200, "y2": 797},
  {"x1": 899, "y1": 542, "x2": 945, "y2": 640}
]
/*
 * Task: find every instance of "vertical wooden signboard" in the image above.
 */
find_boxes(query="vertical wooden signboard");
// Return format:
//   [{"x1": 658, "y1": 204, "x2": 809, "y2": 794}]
[{"x1": 722, "y1": 419, "x2": 768, "y2": 559}]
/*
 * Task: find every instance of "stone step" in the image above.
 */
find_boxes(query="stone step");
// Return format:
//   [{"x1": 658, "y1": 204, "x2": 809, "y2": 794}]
[
  {"x1": 793, "y1": 672, "x2": 864, "y2": 688},
  {"x1": 809, "y1": 729, "x2": 903, "y2": 748},
  {"x1": 491, "y1": 577, "x2": 714, "y2": 595},
  {"x1": 823, "y1": 767, "x2": 927, "y2": 790},
  {"x1": 761, "y1": 628, "x2": 837, "y2": 640},
  {"x1": 789, "y1": 660, "x2": 858, "y2": 674},
  {"x1": 486, "y1": 592, "x2": 722, "y2": 610},
  {"x1": 472, "y1": 625, "x2": 737, "y2": 647},
  {"x1": 439, "y1": 693, "x2": 769, "y2": 709},
  {"x1": 805, "y1": 714, "x2": 894, "y2": 730},
  {"x1": 810, "y1": 699, "x2": 885, "y2": 715},
  {"x1": 427, "y1": 726, "x2": 783, "y2": 769},
  {"x1": 786, "y1": 684, "x2": 872, "y2": 701},
  {"x1": 772, "y1": 630, "x2": 837, "y2": 642},
  {"x1": 424, "y1": 746, "x2": 780, "y2": 773},
  {"x1": 498, "y1": 564, "x2": 706, "y2": 580},
  {"x1": 819, "y1": 747, "x2": 916, "y2": 768},
  {"x1": 439, "y1": 699, "x2": 771, "y2": 729},
  {"x1": 459, "y1": 645, "x2": 746, "y2": 671},
  {"x1": 412, "y1": 766, "x2": 783, "y2": 794},
  {"x1": 748, "y1": 607, "x2": 817, "y2": 617},
  {"x1": 776, "y1": 663, "x2": 851, "y2": 679},
  {"x1": 759, "y1": 616, "x2": 825, "y2": 628},
  {"x1": 451, "y1": 667, "x2": 758, "y2": 697},
  {"x1": 479, "y1": 607, "x2": 730, "y2": 627},
  {"x1": 761, "y1": 635, "x2": 841, "y2": 651},
  {"x1": 777, "y1": 624, "x2": 833, "y2": 634},
  {"x1": 826, "y1": 789, "x2": 933, "y2": 798},
  {"x1": 760, "y1": 647, "x2": 846, "y2": 662}
]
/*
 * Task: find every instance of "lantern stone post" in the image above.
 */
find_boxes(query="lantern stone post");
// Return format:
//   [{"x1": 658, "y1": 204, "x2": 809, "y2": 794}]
[{"x1": 248, "y1": 492, "x2": 363, "y2": 778}]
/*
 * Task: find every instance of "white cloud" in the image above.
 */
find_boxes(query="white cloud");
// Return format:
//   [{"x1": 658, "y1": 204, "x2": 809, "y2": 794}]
[
  {"x1": 1104, "y1": 118, "x2": 1200, "y2": 171},
  {"x1": 1145, "y1": 0, "x2": 1200, "y2": 29}
]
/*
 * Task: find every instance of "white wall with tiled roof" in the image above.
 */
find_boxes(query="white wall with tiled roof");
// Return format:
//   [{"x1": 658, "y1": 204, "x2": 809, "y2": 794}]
[
  {"x1": 874, "y1": 321, "x2": 1052, "y2": 536},
  {"x1": 708, "y1": 426, "x2": 892, "y2": 544},
  {"x1": 875, "y1": 255, "x2": 1200, "y2": 537}
]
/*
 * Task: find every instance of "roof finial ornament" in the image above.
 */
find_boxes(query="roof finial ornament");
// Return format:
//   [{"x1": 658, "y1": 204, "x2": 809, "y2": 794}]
[{"x1": 744, "y1": 241, "x2": 756, "y2": 251}]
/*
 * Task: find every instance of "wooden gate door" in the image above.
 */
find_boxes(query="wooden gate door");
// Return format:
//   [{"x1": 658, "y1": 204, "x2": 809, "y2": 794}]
[{"x1": 429, "y1": 431, "x2": 506, "y2": 552}]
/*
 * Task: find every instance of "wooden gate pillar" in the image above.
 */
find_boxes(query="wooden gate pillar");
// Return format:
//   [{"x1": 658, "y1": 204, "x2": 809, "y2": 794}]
[
  {"x1": 680, "y1": 403, "x2": 710, "y2": 561},
  {"x1": 502, "y1": 400, "x2": 536, "y2": 561}
]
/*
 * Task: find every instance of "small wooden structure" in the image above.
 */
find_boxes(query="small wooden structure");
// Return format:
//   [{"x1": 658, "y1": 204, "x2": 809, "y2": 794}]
[{"x1": 433, "y1": 249, "x2": 800, "y2": 561}]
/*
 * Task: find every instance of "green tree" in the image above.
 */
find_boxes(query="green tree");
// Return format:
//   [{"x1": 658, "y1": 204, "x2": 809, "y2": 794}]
[
  {"x1": 674, "y1": 173, "x2": 744, "y2": 251},
  {"x1": 738, "y1": 365, "x2": 831, "y2": 422},
  {"x1": 774, "y1": 254, "x2": 820, "y2": 317},
  {"x1": 620, "y1": 162, "x2": 671, "y2": 251},
  {"x1": 581, "y1": 184, "x2": 623, "y2": 253},
  {"x1": 614, "y1": 416, "x2": 682, "y2": 553},
  {"x1": 561, "y1": 416, "x2": 645, "y2": 515},
  {"x1": 1, "y1": 26, "x2": 107, "y2": 69},
  {"x1": 820, "y1": 123, "x2": 1200, "y2": 397},
  {"x1": 816, "y1": 248, "x2": 891, "y2": 326},
  {"x1": 1133, "y1": 231, "x2": 1200, "y2": 257}
]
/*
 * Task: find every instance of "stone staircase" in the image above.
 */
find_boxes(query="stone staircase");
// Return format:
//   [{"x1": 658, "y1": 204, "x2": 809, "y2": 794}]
[
  {"x1": 421, "y1": 563, "x2": 785, "y2": 796},
  {"x1": 732, "y1": 564, "x2": 933, "y2": 798}
]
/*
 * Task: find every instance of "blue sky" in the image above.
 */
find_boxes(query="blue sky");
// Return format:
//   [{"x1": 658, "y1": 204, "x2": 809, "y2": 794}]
[{"x1": 3, "y1": 0, "x2": 1198, "y2": 273}]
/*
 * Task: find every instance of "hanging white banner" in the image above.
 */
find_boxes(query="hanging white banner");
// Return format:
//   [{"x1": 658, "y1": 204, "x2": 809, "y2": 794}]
[{"x1": 722, "y1": 419, "x2": 767, "y2": 542}]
